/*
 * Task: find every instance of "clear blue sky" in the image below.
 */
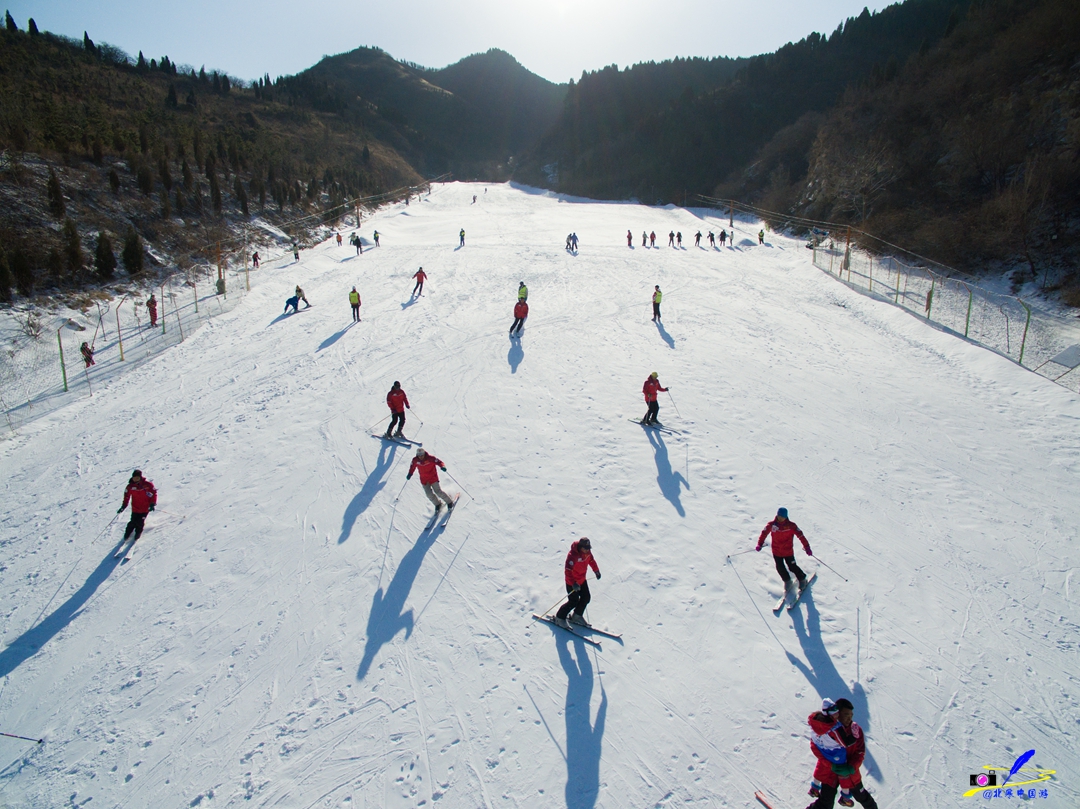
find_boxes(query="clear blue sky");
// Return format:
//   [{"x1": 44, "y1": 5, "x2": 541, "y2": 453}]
[{"x1": 7, "y1": 0, "x2": 887, "y2": 84}]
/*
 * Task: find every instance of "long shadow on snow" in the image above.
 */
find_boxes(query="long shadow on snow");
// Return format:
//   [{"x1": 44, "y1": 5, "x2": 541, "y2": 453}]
[
  {"x1": 508, "y1": 336, "x2": 524, "y2": 373},
  {"x1": 338, "y1": 440, "x2": 399, "y2": 544},
  {"x1": 0, "y1": 547, "x2": 123, "y2": 679},
  {"x1": 557, "y1": 634, "x2": 607, "y2": 809},
  {"x1": 787, "y1": 592, "x2": 881, "y2": 781},
  {"x1": 645, "y1": 428, "x2": 688, "y2": 516},
  {"x1": 317, "y1": 320, "x2": 358, "y2": 352},
  {"x1": 356, "y1": 524, "x2": 441, "y2": 680},
  {"x1": 654, "y1": 319, "x2": 675, "y2": 349}
]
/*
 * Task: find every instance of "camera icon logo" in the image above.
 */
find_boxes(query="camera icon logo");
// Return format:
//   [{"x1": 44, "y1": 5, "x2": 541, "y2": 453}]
[{"x1": 970, "y1": 771, "x2": 998, "y2": 787}]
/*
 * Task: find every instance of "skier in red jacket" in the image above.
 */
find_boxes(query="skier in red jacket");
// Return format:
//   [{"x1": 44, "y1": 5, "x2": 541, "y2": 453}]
[
  {"x1": 554, "y1": 537, "x2": 601, "y2": 627},
  {"x1": 627, "y1": 229, "x2": 633, "y2": 247},
  {"x1": 641, "y1": 371, "x2": 669, "y2": 425},
  {"x1": 756, "y1": 507, "x2": 812, "y2": 591},
  {"x1": 412, "y1": 267, "x2": 427, "y2": 296},
  {"x1": 510, "y1": 300, "x2": 528, "y2": 336},
  {"x1": 117, "y1": 469, "x2": 157, "y2": 543},
  {"x1": 407, "y1": 448, "x2": 455, "y2": 513},
  {"x1": 385, "y1": 381, "x2": 410, "y2": 439},
  {"x1": 806, "y1": 698, "x2": 879, "y2": 809}
]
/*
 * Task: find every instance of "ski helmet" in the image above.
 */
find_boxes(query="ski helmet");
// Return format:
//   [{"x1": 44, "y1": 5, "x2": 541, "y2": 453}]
[{"x1": 777, "y1": 507, "x2": 788, "y2": 519}]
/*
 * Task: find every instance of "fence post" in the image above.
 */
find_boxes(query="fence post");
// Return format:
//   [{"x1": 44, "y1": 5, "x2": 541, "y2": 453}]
[
  {"x1": 57, "y1": 329, "x2": 68, "y2": 392},
  {"x1": 895, "y1": 263, "x2": 902, "y2": 305},
  {"x1": 925, "y1": 272, "x2": 936, "y2": 319},
  {"x1": 193, "y1": 276, "x2": 198, "y2": 314},
  {"x1": 869, "y1": 255, "x2": 873, "y2": 293},
  {"x1": 173, "y1": 289, "x2": 184, "y2": 342},
  {"x1": 962, "y1": 283, "x2": 973, "y2": 338},
  {"x1": 1018, "y1": 299, "x2": 1032, "y2": 366},
  {"x1": 160, "y1": 282, "x2": 166, "y2": 334},
  {"x1": 116, "y1": 296, "x2": 126, "y2": 360}
]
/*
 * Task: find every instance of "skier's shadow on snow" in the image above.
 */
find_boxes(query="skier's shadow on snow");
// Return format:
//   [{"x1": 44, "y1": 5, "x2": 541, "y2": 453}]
[
  {"x1": 401, "y1": 296, "x2": 420, "y2": 310},
  {"x1": 338, "y1": 441, "x2": 399, "y2": 544},
  {"x1": 508, "y1": 336, "x2": 524, "y2": 373},
  {"x1": 654, "y1": 319, "x2": 675, "y2": 349},
  {"x1": 645, "y1": 428, "x2": 688, "y2": 516},
  {"x1": 0, "y1": 547, "x2": 122, "y2": 679},
  {"x1": 787, "y1": 595, "x2": 882, "y2": 782},
  {"x1": 357, "y1": 525, "x2": 441, "y2": 680},
  {"x1": 317, "y1": 321, "x2": 358, "y2": 352},
  {"x1": 557, "y1": 635, "x2": 607, "y2": 809}
]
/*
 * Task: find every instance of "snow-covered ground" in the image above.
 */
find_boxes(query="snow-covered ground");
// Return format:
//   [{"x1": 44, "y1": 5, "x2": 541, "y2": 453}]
[{"x1": 1, "y1": 182, "x2": 1077, "y2": 808}]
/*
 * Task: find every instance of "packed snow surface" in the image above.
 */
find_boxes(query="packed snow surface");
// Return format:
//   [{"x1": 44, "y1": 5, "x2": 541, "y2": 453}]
[{"x1": 1, "y1": 182, "x2": 1078, "y2": 808}]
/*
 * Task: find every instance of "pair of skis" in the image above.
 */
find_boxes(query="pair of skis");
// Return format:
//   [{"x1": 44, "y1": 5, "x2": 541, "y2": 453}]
[
  {"x1": 773, "y1": 573, "x2": 817, "y2": 613},
  {"x1": 371, "y1": 433, "x2": 422, "y2": 448},
  {"x1": 531, "y1": 614, "x2": 622, "y2": 648},
  {"x1": 423, "y1": 494, "x2": 461, "y2": 531},
  {"x1": 113, "y1": 536, "x2": 139, "y2": 562},
  {"x1": 628, "y1": 418, "x2": 680, "y2": 435}
]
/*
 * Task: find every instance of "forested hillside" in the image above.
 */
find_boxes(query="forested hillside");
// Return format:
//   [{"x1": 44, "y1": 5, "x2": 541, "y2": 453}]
[{"x1": 518, "y1": 0, "x2": 964, "y2": 202}]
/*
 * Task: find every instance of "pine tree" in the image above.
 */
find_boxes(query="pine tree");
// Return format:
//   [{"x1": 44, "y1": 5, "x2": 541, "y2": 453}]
[
  {"x1": 160, "y1": 188, "x2": 171, "y2": 218},
  {"x1": 136, "y1": 163, "x2": 153, "y2": 195},
  {"x1": 181, "y1": 157, "x2": 193, "y2": 190},
  {"x1": 174, "y1": 186, "x2": 185, "y2": 215},
  {"x1": 62, "y1": 218, "x2": 84, "y2": 276},
  {"x1": 210, "y1": 172, "x2": 222, "y2": 213},
  {"x1": 94, "y1": 232, "x2": 117, "y2": 280},
  {"x1": 159, "y1": 158, "x2": 173, "y2": 191},
  {"x1": 5, "y1": 11, "x2": 18, "y2": 32},
  {"x1": 0, "y1": 249, "x2": 12, "y2": 303},
  {"x1": 166, "y1": 83, "x2": 179, "y2": 109},
  {"x1": 137, "y1": 51, "x2": 148, "y2": 71},
  {"x1": 108, "y1": 168, "x2": 121, "y2": 194},
  {"x1": 27, "y1": 17, "x2": 38, "y2": 35},
  {"x1": 122, "y1": 228, "x2": 143, "y2": 275},
  {"x1": 83, "y1": 32, "x2": 96, "y2": 55},
  {"x1": 9, "y1": 247, "x2": 33, "y2": 296},
  {"x1": 46, "y1": 168, "x2": 66, "y2": 218},
  {"x1": 186, "y1": 87, "x2": 197, "y2": 107},
  {"x1": 234, "y1": 177, "x2": 249, "y2": 215}
]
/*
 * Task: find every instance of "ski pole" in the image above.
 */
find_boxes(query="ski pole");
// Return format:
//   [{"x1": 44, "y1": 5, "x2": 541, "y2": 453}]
[
  {"x1": 726, "y1": 549, "x2": 756, "y2": 560},
  {"x1": 442, "y1": 469, "x2": 472, "y2": 501},
  {"x1": 540, "y1": 590, "x2": 569, "y2": 617},
  {"x1": 0, "y1": 731, "x2": 43, "y2": 744},
  {"x1": 667, "y1": 389, "x2": 682, "y2": 418},
  {"x1": 366, "y1": 414, "x2": 390, "y2": 433},
  {"x1": 813, "y1": 556, "x2": 849, "y2": 582},
  {"x1": 93, "y1": 512, "x2": 120, "y2": 543},
  {"x1": 156, "y1": 509, "x2": 186, "y2": 519},
  {"x1": 391, "y1": 478, "x2": 409, "y2": 503},
  {"x1": 407, "y1": 409, "x2": 425, "y2": 428}
]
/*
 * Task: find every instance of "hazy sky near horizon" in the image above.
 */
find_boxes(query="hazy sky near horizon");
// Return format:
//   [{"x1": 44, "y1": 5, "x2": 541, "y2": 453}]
[{"x1": 7, "y1": 0, "x2": 887, "y2": 84}]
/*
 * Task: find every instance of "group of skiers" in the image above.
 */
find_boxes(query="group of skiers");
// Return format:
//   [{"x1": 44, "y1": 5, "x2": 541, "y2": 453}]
[
  {"x1": 564, "y1": 233, "x2": 579, "y2": 251},
  {"x1": 629, "y1": 228, "x2": 736, "y2": 248},
  {"x1": 510, "y1": 281, "x2": 528, "y2": 336}
]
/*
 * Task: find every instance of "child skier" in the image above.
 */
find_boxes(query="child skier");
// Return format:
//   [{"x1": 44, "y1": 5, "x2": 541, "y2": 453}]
[
  {"x1": 385, "y1": 381, "x2": 410, "y2": 438},
  {"x1": 295, "y1": 286, "x2": 310, "y2": 308},
  {"x1": 407, "y1": 448, "x2": 455, "y2": 514},
  {"x1": 146, "y1": 294, "x2": 158, "y2": 327},
  {"x1": 510, "y1": 299, "x2": 528, "y2": 336},
  {"x1": 642, "y1": 371, "x2": 668, "y2": 425},
  {"x1": 80, "y1": 341, "x2": 95, "y2": 367},
  {"x1": 117, "y1": 469, "x2": 157, "y2": 544},
  {"x1": 756, "y1": 507, "x2": 812, "y2": 592},
  {"x1": 554, "y1": 537, "x2": 601, "y2": 627}
]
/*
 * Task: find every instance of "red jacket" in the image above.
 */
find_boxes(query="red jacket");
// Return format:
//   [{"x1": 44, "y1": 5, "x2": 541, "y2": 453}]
[
  {"x1": 387, "y1": 388, "x2": 410, "y2": 413},
  {"x1": 414, "y1": 270, "x2": 426, "y2": 282},
  {"x1": 408, "y1": 453, "x2": 445, "y2": 484},
  {"x1": 122, "y1": 478, "x2": 157, "y2": 514},
  {"x1": 564, "y1": 540, "x2": 600, "y2": 586},
  {"x1": 757, "y1": 519, "x2": 810, "y2": 557},
  {"x1": 514, "y1": 301, "x2": 529, "y2": 319},
  {"x1": 808, "y1": 712, "x2": 866, "y2": 770},
  {"x1": 643, "y1": 377, "x2": 667, "y2": 403}
]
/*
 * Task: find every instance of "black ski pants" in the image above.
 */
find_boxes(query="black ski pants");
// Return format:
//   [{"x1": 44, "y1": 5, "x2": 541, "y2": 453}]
[
  {"x1": 413, "y1": 281, "x2": 423, "y2": 296},
  {"x1": 808, "y1": 783, "x2": 878, "y2": 809},
  {"x1": 351, "y1": 303, "x2": 360, "y2": 321},
  {"x1": 652, "y1": 302, "x2": 661, "y2": 320},
  {"x1": 124, "y1": 512, "x2": 147, "y2": 541},
  {"x1": 388, "y1": 411, "x2": 406, "y2": 435},
  {"x1": 645, "y1": 400, "x2": 660, "y2": 424},
  {"x1": 774, "y1": 554, "x2": 807, "y2": 585},
  {"x1": 556, "y1": 582, "x2": 591, "y2": 620},
  {"x1": 510, "y1": 317, "x2": 525, "y2": 334}
]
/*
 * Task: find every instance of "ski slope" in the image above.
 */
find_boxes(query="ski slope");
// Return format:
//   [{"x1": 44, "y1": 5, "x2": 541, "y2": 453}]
[{"x1": 1, "y1": 182, "x2": 1077, "y2": 808}]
